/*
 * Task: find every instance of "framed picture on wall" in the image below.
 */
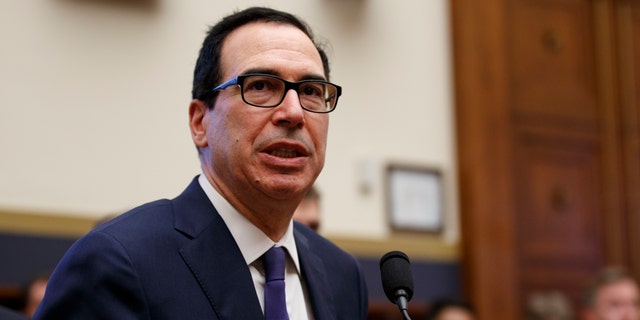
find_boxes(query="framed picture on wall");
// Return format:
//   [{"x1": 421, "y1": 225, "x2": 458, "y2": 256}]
[{"x1": 386, "y1": 164, "x2": 444, "y2": 233}]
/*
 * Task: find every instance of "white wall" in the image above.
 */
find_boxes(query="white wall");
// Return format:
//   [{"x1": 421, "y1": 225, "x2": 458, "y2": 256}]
[{"x1": 0, "y1": 0, "x2": 457, "y2": 242}]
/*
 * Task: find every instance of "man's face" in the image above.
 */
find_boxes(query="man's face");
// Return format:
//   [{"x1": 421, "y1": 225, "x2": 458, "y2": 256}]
[
  {"x1": 590, "y1": 279, "x2": 640, "y2": 320},
  {"x1": 200, "y1": 22, "x2": 328, "y2": 205}
]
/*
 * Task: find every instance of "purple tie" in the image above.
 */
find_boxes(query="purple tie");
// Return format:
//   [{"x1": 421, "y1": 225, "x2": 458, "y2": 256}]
[{"x1": 263, "y1": 246, "x2": 289, "y2": 320}]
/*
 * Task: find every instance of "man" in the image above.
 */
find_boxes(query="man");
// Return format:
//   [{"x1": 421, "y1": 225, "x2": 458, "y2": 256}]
[
  {"x1": 581, "y1": 266, "x2": 640, "y2": 320},
  {"x1": 34, "y1": 7, "x2": 368, "y2": 319},
  {"x1": 293, "y1": 185, "x2": 321, "y2": 232}
]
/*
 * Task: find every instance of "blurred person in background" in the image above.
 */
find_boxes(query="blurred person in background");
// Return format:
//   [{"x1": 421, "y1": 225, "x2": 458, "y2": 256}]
[
  {"x1": 424, "y1": 298, "x2": 476, "y2": 320},
  {"x1": 580, "y1": 266, "x2": 640, "y2": 320},
  {"x1": 525, "y1": 290, "x2": 574, "y2": 320},
  {"x1": 292, "y1": 184, "x2": 321, "y2": 232},
  {"x1": 21, "y1": 273, "x2": 48, "y2": 318}
]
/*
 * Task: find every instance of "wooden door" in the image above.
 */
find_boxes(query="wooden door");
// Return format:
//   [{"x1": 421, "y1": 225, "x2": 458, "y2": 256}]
[{"x1": 451, "y1": 0, "x2": 640, "y2": 318}]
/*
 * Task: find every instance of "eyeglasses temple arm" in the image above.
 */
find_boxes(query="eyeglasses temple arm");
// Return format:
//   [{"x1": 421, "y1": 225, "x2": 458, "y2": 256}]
[{"x1": 212, "y1": 77, "x2": 239, "y2": 92}]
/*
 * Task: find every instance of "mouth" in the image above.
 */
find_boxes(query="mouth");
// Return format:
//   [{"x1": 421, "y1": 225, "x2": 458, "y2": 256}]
[
  {"x1": 261, "y1": 140, "x2": 310, "y2": 161},
  {"x1": 268, "y1": 149, "x2": 301, "y2": 158}
]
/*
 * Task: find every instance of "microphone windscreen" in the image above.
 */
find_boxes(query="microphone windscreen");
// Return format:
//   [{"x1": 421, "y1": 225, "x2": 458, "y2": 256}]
[{"x1": 379, "y1": 251, "x2": 414, "y2": 303}]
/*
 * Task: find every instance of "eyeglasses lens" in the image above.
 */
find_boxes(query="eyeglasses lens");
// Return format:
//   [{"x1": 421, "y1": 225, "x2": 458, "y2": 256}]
[{"x1": 241, "y1": 75, "x2": 337, "y2": 112}]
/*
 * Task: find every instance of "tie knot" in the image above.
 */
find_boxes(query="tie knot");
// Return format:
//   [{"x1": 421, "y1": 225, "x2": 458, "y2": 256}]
[{"x1": 263, "y1": 246, "x2": 286, "y2": 282}]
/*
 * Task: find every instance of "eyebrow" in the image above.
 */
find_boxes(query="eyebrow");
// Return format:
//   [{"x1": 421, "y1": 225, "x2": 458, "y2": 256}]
[{"x1": 241, "y1": 67, "x2": 326, "y2": 81}]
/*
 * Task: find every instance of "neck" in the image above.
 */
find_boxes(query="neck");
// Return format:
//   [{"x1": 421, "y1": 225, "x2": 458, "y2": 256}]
[{"x1": 204, "y1": 173, "x2": 300, "y2": 242}]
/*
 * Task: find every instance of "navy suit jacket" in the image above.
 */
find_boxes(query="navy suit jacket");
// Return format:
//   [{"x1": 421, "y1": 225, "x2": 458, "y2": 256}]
[{"x1": 34, "y1": 177, "x2": 368, "y2": 319}]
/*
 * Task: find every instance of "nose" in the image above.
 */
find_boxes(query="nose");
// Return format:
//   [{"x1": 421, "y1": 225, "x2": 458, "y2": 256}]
[{"x1": 272, "y1": 89, "x2": 305, "y2": 128}]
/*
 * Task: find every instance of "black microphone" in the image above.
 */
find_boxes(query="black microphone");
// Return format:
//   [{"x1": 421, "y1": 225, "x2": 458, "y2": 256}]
[{"x1": 380, "y1": 251, "x2": 414, "y2": 320}]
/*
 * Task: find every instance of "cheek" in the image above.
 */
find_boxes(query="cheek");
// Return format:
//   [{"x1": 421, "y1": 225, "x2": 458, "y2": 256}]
[
  {"x1": 314, "y1": 123, "x2": 329, "y2": 157},
  {"x1": 209, "y1": 104, "x2": 248, "y2": 138},
  {"x1": 211, "y1": 111, "x2": 267, "y2": 163},
  {"x1": 207, "y1": 108, "x2": 242, "y2": 156}
]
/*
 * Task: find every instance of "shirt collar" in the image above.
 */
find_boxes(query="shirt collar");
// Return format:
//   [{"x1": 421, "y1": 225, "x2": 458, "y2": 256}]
[{"x1": 197, "y1": 174, "x2": 301, "y2": 272}]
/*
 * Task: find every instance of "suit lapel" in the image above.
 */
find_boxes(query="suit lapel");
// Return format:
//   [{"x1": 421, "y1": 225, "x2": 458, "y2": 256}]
[
  {"x1": 295, "y1": 227, "x2": 336, "y2": 320},
  {"x1": 174, "y1": 178, "x2": 264, "y2": 319}
]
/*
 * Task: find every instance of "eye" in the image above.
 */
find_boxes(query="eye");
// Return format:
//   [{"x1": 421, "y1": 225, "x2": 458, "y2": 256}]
[
  {"x1": 243, "y1": 76, "x2": 281, "y2": 93},
  {"x1": 247, "y1": 79, "x2": 268, "y2": 91},
  {"x1": 300, "y1": 83, "x2": 324, "y2": 97}
]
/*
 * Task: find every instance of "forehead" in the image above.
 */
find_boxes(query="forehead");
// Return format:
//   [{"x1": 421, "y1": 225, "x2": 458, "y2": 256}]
[
  {"x1": 220, "y1": 21, "x2": 325, "y2": 79},
  {"x1": 598, "y1": 279, "x2": 640, "y2": 299}
]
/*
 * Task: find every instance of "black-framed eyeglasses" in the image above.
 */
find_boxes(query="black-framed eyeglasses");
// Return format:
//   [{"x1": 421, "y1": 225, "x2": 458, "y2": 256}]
[{"x1": 212, "y1": 73, "x2": 342, "y2": 113}]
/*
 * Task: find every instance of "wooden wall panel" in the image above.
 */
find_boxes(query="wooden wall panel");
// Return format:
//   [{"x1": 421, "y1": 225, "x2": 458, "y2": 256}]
[
  {"x1": 617, "y1": 0, "x2": 640, "y2": 278},
  {"x1": 514, "y1": 129, "x2": 604, "y2": 307},
  {"x1": 509, "y1": 0, "x2": 598, "y2": 122},
  {"x1": 451, "y1": 0, "x2": 520, "y2": 318},
  {"x1": 451, "y1": 0, "x2": 640, "y2": 318}
]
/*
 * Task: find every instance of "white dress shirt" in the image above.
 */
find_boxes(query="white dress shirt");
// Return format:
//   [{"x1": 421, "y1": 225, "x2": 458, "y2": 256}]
[{"x1": 198, "y1": 174, "x2": 314, "y2": 319}]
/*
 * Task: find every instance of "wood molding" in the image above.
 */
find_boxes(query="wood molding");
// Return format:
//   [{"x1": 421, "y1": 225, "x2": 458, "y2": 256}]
[
  {"x1": 327, "y1": 233, "x2": 459, "y2": 262},
  {"x1": 0, "y1": 209, "x2": 97, "y2": 238},
  {"x1": 0, "y1": 209, "x2": 459, "y2": 261}
]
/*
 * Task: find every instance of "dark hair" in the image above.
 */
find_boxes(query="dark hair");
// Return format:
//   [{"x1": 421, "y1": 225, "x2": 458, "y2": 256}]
[
  {"x1": 424, "y1": 298, "x2": 475, "y2": 320},
  {"x1": 191, "y1": 7, "x2": 331, "y2": 108}
]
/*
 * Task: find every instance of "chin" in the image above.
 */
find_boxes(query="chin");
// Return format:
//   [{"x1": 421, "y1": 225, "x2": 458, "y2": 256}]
[{"x1": 261, "y1": 178, "x2": 308, "y2": 199}]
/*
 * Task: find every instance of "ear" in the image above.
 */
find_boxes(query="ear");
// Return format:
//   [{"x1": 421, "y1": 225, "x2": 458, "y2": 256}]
[{"x1": 189, "y1": 99, "x2": 209, "y2": 148}]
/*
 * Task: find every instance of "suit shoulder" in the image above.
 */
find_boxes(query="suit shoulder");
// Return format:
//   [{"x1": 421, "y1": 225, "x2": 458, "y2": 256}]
[
  {"x1": 89, "y1": 199, "x2": 175, "y2": 243},
  {"x1": 94, "y1": 199, "x2": 172, "y2": 227}
]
